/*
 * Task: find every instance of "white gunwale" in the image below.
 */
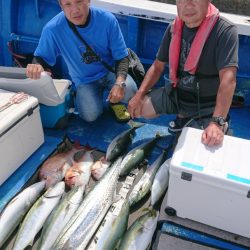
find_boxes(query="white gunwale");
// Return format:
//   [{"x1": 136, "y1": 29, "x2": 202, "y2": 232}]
[{"x1": 92, "y1": 0, "x2": 250, "y2": 36}]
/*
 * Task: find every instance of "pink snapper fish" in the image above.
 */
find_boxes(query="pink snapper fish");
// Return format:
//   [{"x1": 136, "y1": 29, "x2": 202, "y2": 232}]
[
  {"x1": 65, "y1": 149, "x2": 94, "y2": 189},
  {"x1": 39, "y1": 142, "x2": 84, "y2": 189},
  {"x1": 91, "y1": 156, "x2": 111, "y2": 181}
]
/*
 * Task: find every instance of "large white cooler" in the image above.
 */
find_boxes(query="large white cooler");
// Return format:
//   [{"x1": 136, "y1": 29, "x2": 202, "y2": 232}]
[
  {"x1": 0, "y1": 89, "x2": 44, "y2": 185},
  {"x1": 0, "y1": 67, "x2": 71, "y2": 128},
  {"x1": 166, "y1": 127, "x2": 250, "y2": 238}
]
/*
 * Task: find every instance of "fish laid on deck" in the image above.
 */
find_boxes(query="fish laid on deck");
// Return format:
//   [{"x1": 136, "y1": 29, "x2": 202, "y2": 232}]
[
  {"x1": 52, "y1": 158, "x2": 122, "y2": 250},
  {"x1": 38, "y1": 186, "x2": 84, "y2": 250},
  {"x1": 64, "y1": 149, "x2": 94, "y2": 189},
  {"x1": 13, "y1": 182, "x2": 65, "y2": 250},
  {"x1": 88, "y1": 198, "x2": 130, "y2": 250},
  {"x1": 0, "y1": 181, "x2": 45, "y2": 248},
  {"x1": 39, "y1": 142, "x2": 84, "y2": 189},
  {"x1": 151, "y1": 158, "x2": 170, "y2": 206},
  {"x1": 119, "y1": 135, "x2": 160, "y2": 177},
  {"x1": 91, "y1": 156, "x2": 111, "y2": 181},
  {"x1": 128, "y1": 151, "x2": 166, "y2": 206},
  {"x1": 119, "y1": 209, "x2": 159, "y2": 250},
  {"x1": 106, "y1": 121, "x2": 144, "y2": 162}
]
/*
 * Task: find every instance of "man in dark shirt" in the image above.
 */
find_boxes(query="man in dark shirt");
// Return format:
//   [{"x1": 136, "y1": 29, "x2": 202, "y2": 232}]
[{"x1": 128, "y1": 0, "x2": 238, "y2": 146}]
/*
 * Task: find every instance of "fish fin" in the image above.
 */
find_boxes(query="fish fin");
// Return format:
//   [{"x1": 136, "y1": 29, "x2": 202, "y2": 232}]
[
  {"x1": 155, "y1": 132, "x2": 162, "y2": 138},
  {"x1": 73, "y1": 149, "x2": 86, "y2": 161},
  {"x1": 84, "y1": 144, "x2": 96, "y2": 151},
  {"x1": 155, "y1": 134, "x2": 175, "y2": 151},
  {"x1": 62, "y1": 162, "x2": 72, "y2": 176},
  {"x1": 28, "y1": 238, "x2": 35, "y2": 247},
  {"x1": 113, "y1": 194, "x2": 123, "y2": 204},
  {"x1": 141, "y1": 207, "x2": 157, "y2": 217},
  {"x1": 73, "y1": 140, "x2": 84, "y2": 150}
]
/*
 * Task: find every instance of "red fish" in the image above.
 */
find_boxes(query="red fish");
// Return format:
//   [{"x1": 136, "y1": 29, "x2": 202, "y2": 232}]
[
  {"x1": 91, "y1": 156, "x2": 110, "y2": 181},
  {"x1": 65, "y1": 149, "x2": 94, "y2": 189},
  {"x1": 39, "y1": 142, "x2": 84, "y2": 189}
]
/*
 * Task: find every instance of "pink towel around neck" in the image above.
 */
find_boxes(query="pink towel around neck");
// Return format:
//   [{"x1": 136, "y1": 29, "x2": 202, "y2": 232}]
[{"x1": 169, "y1": 3, "x2": 219, "y2": 87}]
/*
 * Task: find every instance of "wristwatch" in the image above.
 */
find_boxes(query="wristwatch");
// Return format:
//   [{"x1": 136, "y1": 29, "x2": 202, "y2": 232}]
[
  {"x1": 210, "y1": 116, "x2": 226, "y2": 126},
  {"x1": 115, "y1": 81, "x2": 126, "y2": 88}
]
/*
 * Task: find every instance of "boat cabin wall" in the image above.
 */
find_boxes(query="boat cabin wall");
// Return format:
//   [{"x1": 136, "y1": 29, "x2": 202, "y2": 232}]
[{"x1": 0, "y1": 0, "x2": 250, "y2": 103}]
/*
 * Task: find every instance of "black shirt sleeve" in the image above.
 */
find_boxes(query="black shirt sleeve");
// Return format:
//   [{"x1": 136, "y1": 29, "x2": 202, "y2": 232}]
[
  {"x1": 115, "y1": 56, "x2": 129, "y2": 78},
  {"x1": 156, "y1": 24, "x2": 171, "y2": 63},
  {"x1": 32, "y1": 56, "x2": 51, "y2": 69}
]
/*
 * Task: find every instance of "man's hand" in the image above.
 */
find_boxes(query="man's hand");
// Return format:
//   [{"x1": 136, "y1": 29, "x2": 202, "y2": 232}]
[
  {"x1": 108, "y1": 85, "x2": 125, "y2": 103},
  {"x1": 128, "y1": 91, "x2": 145, "y2": 118},
  {"x1": 26, "y1": 64, "x2": 45, "y2": 79},
  {"x1": 202, "y1": 123, "x2": 224, "y2": 146}
]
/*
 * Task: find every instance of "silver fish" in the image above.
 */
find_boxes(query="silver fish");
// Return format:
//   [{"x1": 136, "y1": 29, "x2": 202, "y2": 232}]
[
  {"x1": 0, "y1": 181, "x2": 45, "y2": 248},
  {"x1": 119, "y1": 135, "x2": 160, "y2": 177},
  {"x1": 151, "y1": 158, "x2": 170, "y2": 206},
  {"x1": 13, "y1": 181, "x2": 65, "y2": 250},
  {"x1": 129, "y1": 151, "x2": 166, "y2": 206},
  {"x1": 88, "y1": 198, "x2": 130, "y2": 250},
  {"x1": 119, "y1": 209, "x2": 159, "y2": 250},
  {"x1": 53, "y1": 158, "x2": 122, "y2": 250},
  {"x1": 38, "y1": 186, "x2": 84, "y2": 250}
]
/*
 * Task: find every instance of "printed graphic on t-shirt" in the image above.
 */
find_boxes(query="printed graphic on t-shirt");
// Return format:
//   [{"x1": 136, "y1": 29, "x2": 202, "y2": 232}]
[
  {"x1": 79, "y1": 45, "x2": 99, "y2": 64},
  {"x1": 179, "y1": 39, "x2": 196, "y2": 89}
]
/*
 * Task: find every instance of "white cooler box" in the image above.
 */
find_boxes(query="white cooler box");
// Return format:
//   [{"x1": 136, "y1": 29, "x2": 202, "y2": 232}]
[
  {"x1": 0, "y1": 89, "x2": 44, "y2": 185},
  {"x1": 166, "y1": 127, "x2": 250, "y2": 238},
  {"x1": 0, "y1": 67, "x2": 71, "y2": 128}
]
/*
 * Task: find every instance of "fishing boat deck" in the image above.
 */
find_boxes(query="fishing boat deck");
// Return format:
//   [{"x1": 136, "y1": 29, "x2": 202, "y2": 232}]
[{"x1": 1, "y1": 106, "x2": 250, "y2": 249}]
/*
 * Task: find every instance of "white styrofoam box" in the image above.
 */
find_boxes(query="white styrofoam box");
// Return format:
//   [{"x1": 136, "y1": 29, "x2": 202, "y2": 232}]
[
  {"x1": 0, "y1": 89, "x2": 44, "y2": 185},
  {"x1": 0, "y1": 69, "x2": 71, "y2": 106},
  {"x1": 166, "y1": 127, "x2": 250, "y2": 238}
]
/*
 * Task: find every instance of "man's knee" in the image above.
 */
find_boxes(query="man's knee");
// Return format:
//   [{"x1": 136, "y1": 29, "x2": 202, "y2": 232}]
[
  {"x1": 79, "y1": 111, "x2": 101, "y2": 122},
  {"x1": 141, "y1": 96, "x2": 158, "y2": 118},
  {"x1": 123, "y1": 75, "x2": 138, "y2": 102}
]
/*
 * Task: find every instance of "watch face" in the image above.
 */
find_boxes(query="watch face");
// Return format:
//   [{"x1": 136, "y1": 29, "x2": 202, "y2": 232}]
[
  {"x1": 212, "y1": 116, "x2": 226, "y2": 126},
  {"x1": 218, "y1": 117, "x2": 225, "y2": 126}
]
